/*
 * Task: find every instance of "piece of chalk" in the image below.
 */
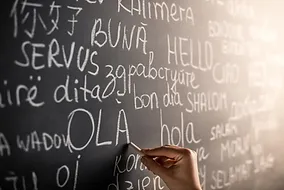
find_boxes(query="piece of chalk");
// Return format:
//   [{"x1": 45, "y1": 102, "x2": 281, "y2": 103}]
[{"x1": 129, "y1": 142, "x2": 144, "y2": 155}]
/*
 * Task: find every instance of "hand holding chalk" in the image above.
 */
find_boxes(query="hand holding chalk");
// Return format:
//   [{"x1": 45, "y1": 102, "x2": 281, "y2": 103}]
[
  {"x1": 141, "y1": 145, "x2": 202, "y2": 190},
  {"x1": 129, "y1": 142, "x2": 176, "y2": 167}
]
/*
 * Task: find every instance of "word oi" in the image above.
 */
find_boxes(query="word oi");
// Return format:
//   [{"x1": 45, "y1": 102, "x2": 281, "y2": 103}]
[{"x1": 56, "y1": 155, "x2": 81, "y2": 190}]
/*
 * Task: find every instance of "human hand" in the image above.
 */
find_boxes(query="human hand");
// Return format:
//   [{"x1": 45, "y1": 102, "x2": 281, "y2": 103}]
[{"x1": 141, "y1": 145, "x2": 201, "y2": 190}]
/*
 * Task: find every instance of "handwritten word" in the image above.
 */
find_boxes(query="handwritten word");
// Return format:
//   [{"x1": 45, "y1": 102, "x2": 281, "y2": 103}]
[
  {"x1": 210, "y1": 122, "x2": 238, "y2": 141},
  {"x1": 212, "y1": 62, "x2": 240, "y2": 84},
  {"x1": 15, "y1": 39, "x2": 99, "y2": 75},
  {"x1": 3, "y1": 171, "x2": 38, "y2": 190},
  {"x1": 54, "y1": 74, "x2": 110, "y2": 104},
  {"x1": 186, "y1": 92, "x2": 228, "y2": 113},
  {"x1": 220, "y1": 134, "x2": 250, "y2": 162},
  {"x1": 162, "y1": 82, "x2": 183, "y2": 108},
  {"x1": 56, "y1": 155, "x2": 81, "y2": 190},
  {"x1": 134, "y1": 83, "x2": 159, "y2": 110},
  {"x1": 210, "y1": 160, "x2": 253, "y2": 189},
  {"x1": 253, "y1": 153, "x2": 274, "y2": 174},
  {"x1": 113, "y1": 153, "x2": 146, "y2": 176},
  {"x1": 226, "y1": 0, "x2": 254, "y2": 20},
  {"x1": 117, "y1": 0, "x2": 194, "y2": 24},
  {"x1": 167, "y1": 35, "x2": 213, "y2": 71},
  {"x1": 108, "y1": 174, "x2": 164, "y2": 190},
  {"x1": 10, "y1": 1, "x2": 99, "y2": 38},
  {"x1": 127, "y1": 52, "x2": 200, "y2": 90},
  {"x1": 66, "y1": 108, "x2": 130, "y2": 153},
  {"x1": 208, "y1": 20, "x2": 244, "y2": 40},
  {"x1": 229, "y1": 95, "x2": 265, "y2": 121},
  {"x1": 16, "y1": 131, "x2": 68, "y2": 152},
  {"x1": 221, "y1": 40, "x2": 245, "y2": 56},
  {"x1": 0, "y1": 133, "x2": 11, "y2": 156},
  {"x1": 160, "y1": 110, "x2": 201, "y2": 146},
  {"x1": 91, "y1": 18, "x2": 148, "y2": 54},
  {"x1": 0, "y1": 78, "x2": 44, "y2": 108}
]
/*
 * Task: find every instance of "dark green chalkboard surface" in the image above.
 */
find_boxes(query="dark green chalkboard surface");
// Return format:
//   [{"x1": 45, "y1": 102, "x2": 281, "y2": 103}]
[{"x1": 1, "y1": 0, "x2": 284, "y2": 190}]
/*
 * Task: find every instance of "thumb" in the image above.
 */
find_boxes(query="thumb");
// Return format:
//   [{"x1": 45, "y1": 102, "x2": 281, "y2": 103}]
[{"x1": 141, "y1": 156, "x2": 168, "y2": 178}]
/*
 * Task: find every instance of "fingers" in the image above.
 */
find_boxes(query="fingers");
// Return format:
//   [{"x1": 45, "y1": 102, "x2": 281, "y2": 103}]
[
  {"x1": 141, "y1": 156, "x2": 169, "y2": 178},
  {"x1": 161, "y1": 159, "x2": 177, "y2": 168},
  {"x1": 155, "y1": 156, "x2": 177, "y2": 168},
  {"x1": 154, "y1": 156, "x2": 168, "y2": 165},
  {"x1": 142, "y1": 146, "x2": 182, "y2": 159}
]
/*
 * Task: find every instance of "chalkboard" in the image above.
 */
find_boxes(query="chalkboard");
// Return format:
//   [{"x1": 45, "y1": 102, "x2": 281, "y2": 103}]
[{"x1": 1, "y1": 0, "x2": 284, "y2": 190}]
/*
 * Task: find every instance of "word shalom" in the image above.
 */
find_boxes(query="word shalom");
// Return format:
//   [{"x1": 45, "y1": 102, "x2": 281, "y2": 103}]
[{"x1": 186, "y1": 91, "x2": 228, "y2": 113}]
